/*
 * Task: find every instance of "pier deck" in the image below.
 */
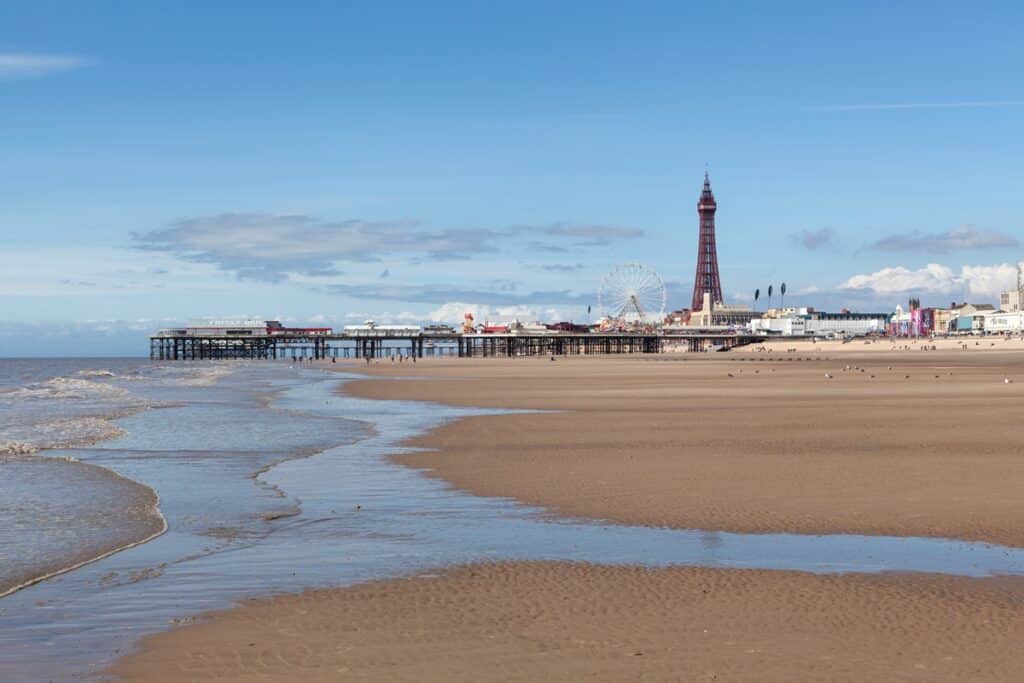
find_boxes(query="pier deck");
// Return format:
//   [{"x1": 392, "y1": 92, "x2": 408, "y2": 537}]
[{"x1": 149, "y1": 330, "x2": 765, "y2": 360}]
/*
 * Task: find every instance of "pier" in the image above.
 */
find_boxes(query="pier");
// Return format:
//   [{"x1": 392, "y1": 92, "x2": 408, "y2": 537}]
[{"x1": 149, "y1": 328, "x2": 764, "y2": 360}]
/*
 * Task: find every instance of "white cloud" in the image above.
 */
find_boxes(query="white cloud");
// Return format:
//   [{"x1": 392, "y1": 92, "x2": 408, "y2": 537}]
[
  {"x1": 0, "y1": 53, "x2": 93, "y2": 80},
  {"x1": 839, "y1": 262, "x2": 1021, "y2": 300},
  {"x1": 839, "y1": 264, "x2": 959, "y2": 294},
  {"x1": 961, "y1": 263, "x2": 1021, "y2": 298}
]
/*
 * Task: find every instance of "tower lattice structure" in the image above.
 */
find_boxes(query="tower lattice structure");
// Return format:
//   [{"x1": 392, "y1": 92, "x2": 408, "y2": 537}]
[{"x1": 691, "y1": 171, "x2": 723, "y2": 310}]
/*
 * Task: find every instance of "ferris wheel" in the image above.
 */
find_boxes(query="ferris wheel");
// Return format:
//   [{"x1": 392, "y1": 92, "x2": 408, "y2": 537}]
[{"x1": 598, "y1": 263, "x2": 667, "y2": 324}]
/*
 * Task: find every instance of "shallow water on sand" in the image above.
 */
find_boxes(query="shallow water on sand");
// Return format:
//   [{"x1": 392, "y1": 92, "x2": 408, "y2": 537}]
[
  {"x1": 1, "y1": 364, "x2": 1023, "y2": 682},
  {"x1": 0, "y1": 453, "x2": 162, "y2": 597},
  {"x1": 0, "y1": 359, "x2": 208, "y2": 597}
]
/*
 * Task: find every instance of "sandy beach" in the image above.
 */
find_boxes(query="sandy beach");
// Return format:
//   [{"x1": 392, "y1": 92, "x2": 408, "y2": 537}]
[
  {"x1": 108, "y1": 349, "x2": 1024, "y2": 681},
  {"x1": 347, "y1": 349, "x2": 1024, "y2": 546},
  {"x1": 111, "y1": 562, "x2": 1024, "y2": 682}
]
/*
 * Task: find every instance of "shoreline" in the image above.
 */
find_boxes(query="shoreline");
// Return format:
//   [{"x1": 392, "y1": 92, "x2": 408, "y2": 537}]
[
  {"x1": 0, "y1": 454, "x2": 167, "y2": 600},
  {"x1": 0, "y1": 499, "x2": 167, "y2": 601},
  {"x1": 2, "y1": 364, "x2": 389, "y2": 682}
]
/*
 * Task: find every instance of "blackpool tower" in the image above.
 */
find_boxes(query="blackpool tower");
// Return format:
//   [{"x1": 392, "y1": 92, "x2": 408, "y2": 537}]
[{"x1": 691, "y1": 171, "x2": 723, "y2": 310}]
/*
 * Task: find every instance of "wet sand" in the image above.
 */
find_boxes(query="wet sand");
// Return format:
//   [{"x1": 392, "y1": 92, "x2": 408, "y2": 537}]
[
  {"x1": 110, "y1": 561, "x2": 1024, "y2": 682},
  {"x1": 345, "y1": 351, "x2": 1024, "y2": 547}
]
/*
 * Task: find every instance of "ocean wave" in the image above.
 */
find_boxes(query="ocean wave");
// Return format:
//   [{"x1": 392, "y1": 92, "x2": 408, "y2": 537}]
[
  {"x1": 0, "y1": 369, "x2": 147, "y2": 452},
  {"x1": 1, "y1": 376, "x2": 131, "y2": 402},
  {"x1": 0, "y1": 441, "x2": 39, "y2": 455},
  {"x1": 176, "y1": 365, "x2": 236, "y2": 386},
  {"x1": 75, "y1": 369, "x2": 117, "y2": 378},
  {"x1": 0, "y1": 416, "x2": 128, "y2": 453},
  {"x1": 126, "y1": 363, "x2": 236, "y2": 387},
  {"x1": 0, "y1": 363, "x2": 227, "y2": 456}
]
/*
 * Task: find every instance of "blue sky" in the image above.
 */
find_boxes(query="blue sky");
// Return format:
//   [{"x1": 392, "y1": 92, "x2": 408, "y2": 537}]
[{"x1": 2, "y1": 1, "x2": 1023, "y2": 355}]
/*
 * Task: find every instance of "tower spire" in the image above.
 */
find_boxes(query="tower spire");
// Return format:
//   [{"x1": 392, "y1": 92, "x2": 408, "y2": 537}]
[{"x1": 691, "y1": 171, "x2": 722, "y2": 311}]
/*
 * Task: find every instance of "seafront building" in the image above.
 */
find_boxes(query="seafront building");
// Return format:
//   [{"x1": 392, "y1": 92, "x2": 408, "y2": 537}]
[
  {"x1": 999, "y1": 265, "x2": 1024, "y2": 312},
  {"x1": 684, "y1": 292, "x2": 757, "y2": 328},
  {"x1": 948, "y1": 303, "x2": 996, "y2": 334},
  {"x1": 750, "y1": 307, "x2": 888, "y2": 338},
  {"x1": 984, "y1": 311, "x2": 1024, "y2": 333}
]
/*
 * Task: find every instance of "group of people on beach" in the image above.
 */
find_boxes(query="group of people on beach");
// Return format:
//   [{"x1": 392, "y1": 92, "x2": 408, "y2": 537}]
[{"x1": 362, "y1": 353, "x2": 416, "y2": 365}]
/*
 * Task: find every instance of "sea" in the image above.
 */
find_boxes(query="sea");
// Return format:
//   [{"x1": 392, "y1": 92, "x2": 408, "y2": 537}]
[{"x1": 1, "y1": 357, "x2": 1023, "y2": 682}]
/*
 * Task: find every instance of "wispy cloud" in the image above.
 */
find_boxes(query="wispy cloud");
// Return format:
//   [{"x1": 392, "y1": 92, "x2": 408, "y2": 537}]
[
  {"x1": 136, "y1": 213, "x2": 645, "y2": 282},
  {"x1": 324, "y1": 281, "x2": 591, "y2": 306},
  {"x1": 527, "y1": 241, "x2": 570, "y2": 254},
  {"x1": 136, "y1": 213, "x2": 501, "y2": 282},
  {"x1": 808, "y1": 100, "x2": 1024, "y2": 112},
  {"x1": 540, "y1": 222, "x2": 644, "y2": 246},
  {"x1": 791, "y1": 227, "x2": 835, "y2": 251},
  {"x1": 534, "y1": 263, "x2": 586, "y2": 272},
  {"x1": 0, "y1": 53, "x2": 93, "y2": 80},
  {"x1": 866, "y1": 226, "x2": 1018, "y2": 254}
]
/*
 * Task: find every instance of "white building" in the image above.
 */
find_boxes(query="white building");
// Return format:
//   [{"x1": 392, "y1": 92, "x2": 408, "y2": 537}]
[
  {"x1": 1001, "y1": 289, "x2": 1022, "y2": 312},
  {"x1": 507, "y1": 319, "x2": 558, "y2": 335},
  {"x1": 999, "y1": 266, "x2": 1023, "y2": 312},
  {"x1": 984, "y1": 311, "x2": 1024, "y2": 333},
  {"x1": 342, "y1": 320, "x2": 421, "y2": 336},
  {"x1": 185, "y1": 320, "x2": 268, "y2": 336},
  {"x1": 751, "y1": 308, "x2": 887, "y2": 337}
]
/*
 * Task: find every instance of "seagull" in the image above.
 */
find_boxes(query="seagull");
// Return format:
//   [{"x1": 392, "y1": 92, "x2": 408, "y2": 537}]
[
  {"x1": 824, "y1": 373, "x2": 833, "y2": 379},
  {"x1": 727, "y1": 373, "x2": 734, "y2": 378},
  {"x1": 1005, "y1": 377, "x2": 1013, "y2": 384}
]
